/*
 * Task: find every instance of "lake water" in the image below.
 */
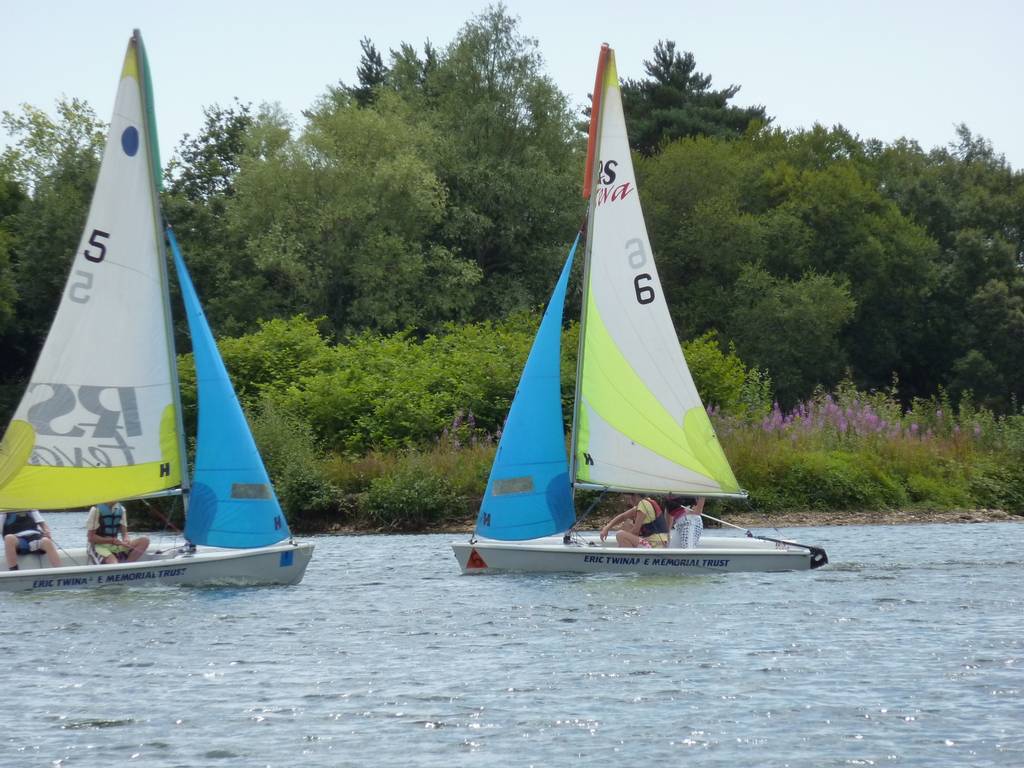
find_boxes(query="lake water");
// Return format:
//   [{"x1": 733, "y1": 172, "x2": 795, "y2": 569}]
[{"x1": 2, "y1": 514, "x2": 1021, "y2": 767}]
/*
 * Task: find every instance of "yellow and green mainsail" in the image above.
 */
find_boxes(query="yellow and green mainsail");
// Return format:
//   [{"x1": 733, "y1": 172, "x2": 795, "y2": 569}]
[
  {"x1": 0, "y1": 31, "x2": 184, "y2": 510},
  {"x1": 572, "y1": 45, "x2": 743, "y2": 498}
]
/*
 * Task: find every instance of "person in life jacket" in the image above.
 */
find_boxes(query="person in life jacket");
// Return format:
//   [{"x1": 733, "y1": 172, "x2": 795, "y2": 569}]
[
  {"x1": 667, "y1": 496, "x2": 705, "y2": 549},
  {"x1": 2, "y1": 509, "x2": 62, "y2": 570},
  {"x1": 599, "y1": 496, "x2": 670, "y2": 548},
  {"x1": 86, "y1": 501, "x2": 150, "y2": 565}
]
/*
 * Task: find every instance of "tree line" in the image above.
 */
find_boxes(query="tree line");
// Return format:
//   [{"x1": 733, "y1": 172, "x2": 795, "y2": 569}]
[{"x1": 2, "y1": 4, "x2": 1023, "y2": 430}]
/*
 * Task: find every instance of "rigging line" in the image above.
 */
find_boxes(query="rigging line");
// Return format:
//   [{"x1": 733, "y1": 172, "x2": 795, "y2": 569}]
[
  {"x1": 699, "y1": 510, "x2": 751, "y2": 534},
  {"x1": 701, "y1": 510, "x2": 827, "y2": 559},
  {"x1": 139, "y1": 496, "x2": 184, "y2": 539},
  {"x1": 565, "y1": 486, "x2": 610, "y2": 542},
  {"x1": 52, "y1": 539, "x2": 85, "y2": 568}
]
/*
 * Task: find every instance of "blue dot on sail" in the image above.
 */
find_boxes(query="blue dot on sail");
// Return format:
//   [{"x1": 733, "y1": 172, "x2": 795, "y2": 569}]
[{"x1": 121, "y1": 126, "x2": 140, "y2": 156}]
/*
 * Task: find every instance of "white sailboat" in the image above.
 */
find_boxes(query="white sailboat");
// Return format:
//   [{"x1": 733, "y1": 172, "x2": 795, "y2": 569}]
[
  {"x1": 452, "y1": 44, "x2": 827, "y2": 575},
  {"x1": 0, "y1": 31, "x2": 313, "y2": 593}
]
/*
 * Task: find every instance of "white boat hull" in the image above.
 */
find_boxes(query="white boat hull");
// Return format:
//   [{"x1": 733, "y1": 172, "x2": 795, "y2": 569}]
[
  {"x1": 452, "y1": 534, "x2": 827, "y2": 575},
  {"x1": 0, "y1": 541, "x2": 314, "y2": 593}
]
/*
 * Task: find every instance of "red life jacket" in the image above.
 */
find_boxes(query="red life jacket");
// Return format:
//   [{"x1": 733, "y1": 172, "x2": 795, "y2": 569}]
[{"x1": 638, "y1": 498, "x2": 668, "y2": 537}]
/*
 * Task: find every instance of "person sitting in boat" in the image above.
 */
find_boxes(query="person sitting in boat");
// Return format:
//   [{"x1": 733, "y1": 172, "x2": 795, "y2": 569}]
[
  {"x1": 667, "y1": 496, "x2": 705, "y2": 549},
  {"x1": 2, "y1": 509, "x2": 62, "y2": 570},
  {"x1": 599, "y1": 496, "x2": 670, "y2": 548},
  {"x1": 86, "y1": 501, "x2": 150, "y2": 564}
]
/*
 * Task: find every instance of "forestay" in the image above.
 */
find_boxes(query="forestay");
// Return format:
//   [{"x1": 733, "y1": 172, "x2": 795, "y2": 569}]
[{"x1": 572, "y1": 46, "x2": 742, "y2": 498}]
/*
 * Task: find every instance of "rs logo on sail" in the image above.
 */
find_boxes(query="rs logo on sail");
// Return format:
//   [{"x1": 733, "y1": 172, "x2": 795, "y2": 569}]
[
  {"x1": 26, "y1": 383, "x2": 144, "y2": 466},
  {"x1": 594, "y1": 159, "x2": 633, "y2": 206}
]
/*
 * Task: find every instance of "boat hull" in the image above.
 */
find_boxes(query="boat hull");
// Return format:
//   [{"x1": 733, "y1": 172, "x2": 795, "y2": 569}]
[
  {"x1": 0, "y1": 541, "x2": 314, "y2": 593},
  {"x1": 452, "y1": 535, "x2": 826, "y2": 575}
]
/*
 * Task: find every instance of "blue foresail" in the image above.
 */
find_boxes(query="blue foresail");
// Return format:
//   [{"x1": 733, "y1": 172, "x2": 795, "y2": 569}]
[
  {"x1": 476, "y1": 236, "x2": 579, "y2": 540},
  {"x1": 169, "y1": 228, "x2": 291, "y2": 547}
]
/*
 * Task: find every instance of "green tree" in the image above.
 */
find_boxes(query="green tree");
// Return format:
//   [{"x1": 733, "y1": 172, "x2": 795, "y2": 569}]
[
  {"x1": 162, "y1": 100, "x2": 256, "y2": 338},
  {"x1": 0, "y1": 169, "x2": 24, "y2": 339},
  {"x1": 0, "y1": 99, "x2": 105, "y2": 383},
  {"x1": 384, "y1": 4, "x2": 583, "y2": 316},
  {"x1": 349, "y1": 37, "x2": 387, "y2": 107},
  {"x1": 226, "y1": 94, "x2": 481, "y2": 334},
  {"x1": 621, "y1": 40, "x2": 770, "y2": 156},
  {"x1": 725, "y1": 265, "x2": 855, "y2": 406}
]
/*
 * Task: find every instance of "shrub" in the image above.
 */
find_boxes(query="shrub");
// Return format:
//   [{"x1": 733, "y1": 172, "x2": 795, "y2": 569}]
[
  {"x1": 249, "y1": 398, "x2": 338, "y2": 529},
  {"x1": 905, "y1": 473, "x2": 972, "y2": 508},
  {"x1": 684, "y1": 331, "x2": 770, "y2": 417},
  {"x1": 967, "y1": 459, "x2": 1024, "y2": 512},
  {"x1": 361, "y1": 462, "x2": 463, "y2": 531}
]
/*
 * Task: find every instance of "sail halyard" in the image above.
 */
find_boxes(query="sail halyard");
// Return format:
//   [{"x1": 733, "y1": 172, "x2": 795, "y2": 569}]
[{"x1": 134, "y1": 30, "x2": 191, "y2": 508}]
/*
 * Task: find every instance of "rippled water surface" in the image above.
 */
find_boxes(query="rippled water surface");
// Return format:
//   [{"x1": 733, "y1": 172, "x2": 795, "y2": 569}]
[{"x1": 2, "y1": 514, "x2": 1022, "y2": 767}]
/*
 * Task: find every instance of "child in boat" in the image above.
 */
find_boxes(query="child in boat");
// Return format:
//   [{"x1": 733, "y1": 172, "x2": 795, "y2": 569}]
[
  {"x1": 86, "y1": 501, "x2": 150, "y2": 564},
  {"x1": 667, "y1": 496, "x2": 705, "y2": 549},
  {"x1": 2, "y1": 509, "x2": 62, "y2": 570},
  {"x1": 599, "y1": 496, "x2": 669, "y2": 548}
]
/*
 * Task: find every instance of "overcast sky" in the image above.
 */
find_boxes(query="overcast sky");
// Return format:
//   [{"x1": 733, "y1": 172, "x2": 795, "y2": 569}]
[{"x1": 2, "y1": 0, "x2": 1021, "y2": 170}]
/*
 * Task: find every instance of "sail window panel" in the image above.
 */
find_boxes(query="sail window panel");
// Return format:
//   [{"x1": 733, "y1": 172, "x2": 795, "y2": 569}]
[
  {"x1": 231, "y1": 483, "x2": 273, "y2": 500},
  {"x1": 492, "y1": 477, "x2": 536, "y2": 496}
]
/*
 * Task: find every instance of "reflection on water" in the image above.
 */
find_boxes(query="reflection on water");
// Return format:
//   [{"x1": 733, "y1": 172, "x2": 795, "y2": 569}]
[{"x1": 2, "y1": 515, "x2": 1022, "y2": 767}]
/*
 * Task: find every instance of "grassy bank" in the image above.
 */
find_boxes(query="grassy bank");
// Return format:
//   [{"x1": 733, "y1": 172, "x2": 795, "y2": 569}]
[
  {"x1": 268, "y1": 387, "x2": 1024, "y2": 534},
  {"x1": 163, "y1": 318, "x2": 1024, "y2": 535}
]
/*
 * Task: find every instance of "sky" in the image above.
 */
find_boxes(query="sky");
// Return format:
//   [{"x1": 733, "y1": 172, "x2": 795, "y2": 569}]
[{"x1": 2, "y1": 0, "x2": 1021, "y2": 170}]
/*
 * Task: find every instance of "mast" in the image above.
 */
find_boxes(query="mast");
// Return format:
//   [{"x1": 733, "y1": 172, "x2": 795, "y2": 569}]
[
  {"x1": 134, "y1": 30, "x2": 191, "y2": 509},
  {"x1": 568, "y1": 44, "x2": 611, "y2": 498}
]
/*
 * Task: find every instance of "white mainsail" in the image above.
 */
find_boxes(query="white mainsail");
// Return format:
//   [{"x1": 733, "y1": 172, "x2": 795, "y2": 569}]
[
  {"x1": 0, "y1": 36, "x2": 182, "y2": 509},
  {"x1": 572, "y1": 45, "x2": 742, "y2": 498}
]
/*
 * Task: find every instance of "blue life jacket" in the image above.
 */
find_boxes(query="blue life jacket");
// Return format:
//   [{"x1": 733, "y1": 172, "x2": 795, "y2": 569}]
[
  {"x1": 95, "y1": 504, "x2": 124, "y2": 538},
  {"x1": 3, "y1": 512, "x2": 41, "y2": 537}
]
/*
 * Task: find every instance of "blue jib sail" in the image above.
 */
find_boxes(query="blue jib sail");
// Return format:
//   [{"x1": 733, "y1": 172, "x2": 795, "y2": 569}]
[
  {"x1": 169, "y1": 228, "x2": 291, "y2": 548},
  {"x1": 475, "y1": 236, "x2": 579, "y2": 540}
]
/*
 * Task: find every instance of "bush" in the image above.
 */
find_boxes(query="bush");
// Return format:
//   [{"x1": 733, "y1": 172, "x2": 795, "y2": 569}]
[
  {"x1": 739, "y1": 447, "x2": 907, "y2": 511},
  {"x1": 249, "y1": 398, "x2": 338, "y2": 529},
  {"x1": 361, "y1": 462, "x2": 463, "y2": 531},
  {"x1": 684, "y1": 331, "x2": 771, "y2": 417},
  {"x1": 967, "y1": 459, "x2": 1024, "y2": 512},
  {"x1": 905, "y1": 472, "x2": 971, "y2": 508}
]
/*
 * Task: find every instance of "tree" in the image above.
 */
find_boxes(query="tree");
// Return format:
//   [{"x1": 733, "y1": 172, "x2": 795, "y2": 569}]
[
  {"x1": 725, "y1": 265, "x2": 855, "y2": 407},
  {"x1": 225, "y1": 95, "x2": 481, "y2": 334},
  {"x1": 162, "y1": 101, "x2": 256, "y2": 339},
  {"x1": 384, "y1": 4, "x2": 583, "y2": 316},
  {"x1": 351, "y1": 37, "x2": 387, "y2": 107},
  {"x1": 166, "y1": 100, "x2": 253, "y2": 201},
  {"x1": 0, "y1": 169, "x2": 25, "y2": 338},
  {"x1": 621, "y1": 40, "x2": 770, "y2": 155},
  {"x1": 0, "y1": 99, "x2": 105, "y2": 380}
]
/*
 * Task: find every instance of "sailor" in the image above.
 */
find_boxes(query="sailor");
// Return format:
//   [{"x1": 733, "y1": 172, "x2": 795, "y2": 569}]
[
  {"x1": 86, "y1": 501, "x2": 150, "y2": 564},
  {"x1": 599, "y1": 496, "x2": 670, "y2": 548},
  {"x1": 667, "y1": 496, "x2": 705, "y2": 549},
  {"x1": 2, "y1": 509, "x2": 62, "y2": 570}
]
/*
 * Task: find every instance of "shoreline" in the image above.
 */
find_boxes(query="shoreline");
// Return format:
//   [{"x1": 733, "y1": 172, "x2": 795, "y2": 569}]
[{"x1": 320, "y1": 507, "x2": 1023, "y2": 535}]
